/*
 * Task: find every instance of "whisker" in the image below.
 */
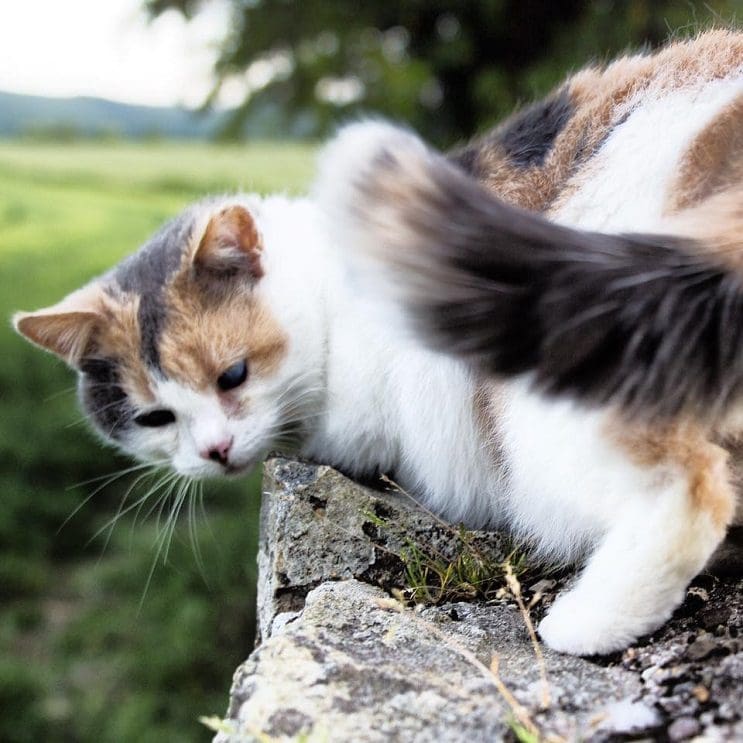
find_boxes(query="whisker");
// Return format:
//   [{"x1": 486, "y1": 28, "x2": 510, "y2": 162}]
[
  {"x1": 97, "y1": 468, "x2": 164, "y2": 560},
  {"x1": 136, "y1": 471, "x2": 179, "y2": 527},
  {"x1": 138, "y1": 475, "x2": 184, "y2": 610},
  {"x1": 140, "y1": 472, "x2": 180, "y2": 527},
  {"x1": 163, "y1": 480, "x2": 189, "y2": 566},
  {"x1": 59, "y1": 460, "x2": 168, "y2": 535},
  {"x1": 139, "y1": 527, "x2": 168, "y2": 612},
  {"x1": 188, "y1": 480, "x2": 209, "y2": 585},
  {"x1": 44, "y1": 385, "x2": 78, "y2": 402},
  {"x1": 146, "y1": 474, "x2": 178, "y2": 542},
  {"x1": 86, "y1": 468, "x2": 174, "y2": 547},
  {"x1": 66, "y1": 460, "x2": 161, "y2": 491},
  {"x1": 197, "y1": 481, "x2": 216, "y2": 545},
  {"x1": 64, "y1": 396, "x2": 131, "y2": 428}
]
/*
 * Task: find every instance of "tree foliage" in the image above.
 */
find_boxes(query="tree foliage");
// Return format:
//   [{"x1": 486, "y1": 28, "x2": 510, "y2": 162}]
[{"x1": 147, "y1": 0, "x2": 740, "y2": 145}]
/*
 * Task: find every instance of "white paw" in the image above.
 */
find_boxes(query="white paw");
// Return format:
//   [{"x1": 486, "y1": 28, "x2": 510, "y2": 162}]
[{"x1": 538, "y1": 592, "x2": 641, "y2": 656}]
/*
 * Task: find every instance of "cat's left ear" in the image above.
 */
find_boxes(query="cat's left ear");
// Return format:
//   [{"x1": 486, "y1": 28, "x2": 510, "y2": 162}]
[
  {"x1": 12, "y1": 283, "x2": 104, "y2": 368},
  {"x1": 193, "y1": 205, "x2": 263, "y2": 279}
]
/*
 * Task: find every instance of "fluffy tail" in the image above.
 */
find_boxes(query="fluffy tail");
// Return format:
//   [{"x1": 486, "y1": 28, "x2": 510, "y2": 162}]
[{"x1": 315, "y1": 121, "x2": 743, "y2": 420}]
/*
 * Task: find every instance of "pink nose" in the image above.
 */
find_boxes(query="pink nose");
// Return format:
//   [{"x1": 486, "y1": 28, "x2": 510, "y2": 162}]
[{"x1": 201, "y1": 437, "x2": 233, "y2": 466}]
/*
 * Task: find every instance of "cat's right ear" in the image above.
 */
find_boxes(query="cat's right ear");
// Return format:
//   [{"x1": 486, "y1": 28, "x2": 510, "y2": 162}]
[
  {"x1": 12, "y1": 284, "x2": 104, "y2": 368},
  {"x1": 192, "y1": 205, "x2": 263, "y2": 280}
]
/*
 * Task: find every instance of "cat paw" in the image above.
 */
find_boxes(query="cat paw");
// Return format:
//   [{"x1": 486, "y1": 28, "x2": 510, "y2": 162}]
[{"x1": 538, "y1": 593, "x2": 640, "y2": 656}]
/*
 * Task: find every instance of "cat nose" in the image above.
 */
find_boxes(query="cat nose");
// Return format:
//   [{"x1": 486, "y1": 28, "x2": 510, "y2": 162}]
[{"x1": 201, "y1": 437, "x2": 233, "y2": 466}]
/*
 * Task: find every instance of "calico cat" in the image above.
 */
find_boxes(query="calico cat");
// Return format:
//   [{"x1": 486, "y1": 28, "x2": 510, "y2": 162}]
[{"x1": 14, "y1": 31, "x2": 743, "y2": 656}]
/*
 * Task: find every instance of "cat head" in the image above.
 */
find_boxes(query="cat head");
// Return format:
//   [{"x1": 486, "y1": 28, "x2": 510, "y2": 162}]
[{"x1": 14, "y1": 197, "x2": 318, "y2": 478}]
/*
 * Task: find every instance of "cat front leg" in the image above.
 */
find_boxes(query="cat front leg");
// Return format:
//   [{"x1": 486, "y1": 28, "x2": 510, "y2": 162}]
[{"x1": 538, "y1": 435, "x2": 735, "y2": 655}]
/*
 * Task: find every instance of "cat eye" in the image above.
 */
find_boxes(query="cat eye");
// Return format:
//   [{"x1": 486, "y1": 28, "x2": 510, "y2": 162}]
[
  {"x1": 217, "y1": 359, "x2": 248, "y2": 391},
  {"x1": 134, "y1": 409, "x2": 176, "y2": 427}
]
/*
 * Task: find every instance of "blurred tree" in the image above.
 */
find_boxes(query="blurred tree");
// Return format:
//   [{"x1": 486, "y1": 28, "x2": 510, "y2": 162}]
[{"x1": 147, "y1": 0, "x2": 740, "y2": 145}]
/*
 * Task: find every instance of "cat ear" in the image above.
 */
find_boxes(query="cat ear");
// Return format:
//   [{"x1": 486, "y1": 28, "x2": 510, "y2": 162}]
[
  {"x1": 193, "y1": 205, "x2": 263, "y2": 279},
  {"x1": 13, "y1": 284, "x2": 104, "y2": 367}
]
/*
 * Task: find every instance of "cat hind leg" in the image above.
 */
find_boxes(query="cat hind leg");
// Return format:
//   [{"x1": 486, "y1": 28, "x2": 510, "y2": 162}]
[{"x1": 538, "y1": 437, "x2": 735, "y2": 655}]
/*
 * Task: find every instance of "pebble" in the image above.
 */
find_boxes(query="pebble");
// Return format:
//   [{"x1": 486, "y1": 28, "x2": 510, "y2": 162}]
[
  {"x1": 528, "y1": 579, "x2": 557, "y2": 594},
  {"x1": 687, "y1": 586, "x2": 710, "y2": 603},
  {"x1": 692, "y1": 685, "x2": 710, "y2": 703},
  {"x1": 668, "y1": 716, "x2": 701, "y2": 741},
  {"x1": 597, "y1": 698, "x2": 660, "y2": 734},
  {"x1": 686, "y1": 636, "x2": 720, "y2": 661}
]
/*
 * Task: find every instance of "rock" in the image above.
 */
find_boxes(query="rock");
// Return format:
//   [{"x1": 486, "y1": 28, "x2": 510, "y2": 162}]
[
  {"x1": 214, "y1": 457, "x2": 743, "y2": 742},
  {"x1": 256, "y1": 457, "x2": 510, "y2": 642},
  {"x1": 595, "y1": 698, "x2": 660, "y2": 735},
  {"x1": 668, "y1": 716, "x2": 701, "y2": 740},
  {"x1": 686, "y1": 635, "x2": 724, "y2": 661},
  {"x1": 216, "y1": 580, "x2": 640, "y2": 743},
  {"x1": 529, "y1": 578, "x2": 557, "y2": 594}
]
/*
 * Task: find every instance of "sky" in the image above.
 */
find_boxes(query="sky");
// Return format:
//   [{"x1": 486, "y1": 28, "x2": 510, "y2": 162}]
[{"x1": 0, "y1": 0, "x2": 233, "y2": 109}]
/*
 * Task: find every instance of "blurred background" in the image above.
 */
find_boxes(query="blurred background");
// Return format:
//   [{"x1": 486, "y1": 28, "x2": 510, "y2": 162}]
[{"x1": 1, "y1": 1, "x2": 740, "y2": 741}]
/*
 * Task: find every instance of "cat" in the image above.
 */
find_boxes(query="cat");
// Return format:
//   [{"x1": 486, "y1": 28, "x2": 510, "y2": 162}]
[{"x1": 14, "y1": 30, "x2": 743, "y2": 656}]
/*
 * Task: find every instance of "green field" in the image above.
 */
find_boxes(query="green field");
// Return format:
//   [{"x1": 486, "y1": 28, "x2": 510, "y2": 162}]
[{"x1": 0, "y1": 140, "x2": 316, "y2": 743}]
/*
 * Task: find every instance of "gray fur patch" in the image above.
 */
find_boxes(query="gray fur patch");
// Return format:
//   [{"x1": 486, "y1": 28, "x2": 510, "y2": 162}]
[
  {"x1": 79, "y1": 357, "x2": 133, "y2": 440},
  {"x1": 449, "y1": 87, "x2": 574, "y2": 175},
  {"x1": 113, "y1": 206, "x2": 199, "y2": 370},
  {"x1": 497, "y1": 87, "x2": 574, "y2": 167}
]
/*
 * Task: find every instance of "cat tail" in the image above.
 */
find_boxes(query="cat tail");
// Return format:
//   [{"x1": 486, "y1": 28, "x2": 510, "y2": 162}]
[{"x1": 315, "y1": 121, "x2": 743, "y2": 421}]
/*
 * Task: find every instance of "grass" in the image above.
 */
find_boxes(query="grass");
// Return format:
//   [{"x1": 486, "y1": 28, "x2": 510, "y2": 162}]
[
  {"x1": 397, "y1": 527, "x2": 531, "y2": 605},
  {"x1": 0, "y1": 138, "x2": 315, "y2": 743},
  {"x1": 365, "y1": 478, "x2": 535, "y2": 606},
  {"x1": 0, "y1": 140, "x2": 315, "y2": 200}
]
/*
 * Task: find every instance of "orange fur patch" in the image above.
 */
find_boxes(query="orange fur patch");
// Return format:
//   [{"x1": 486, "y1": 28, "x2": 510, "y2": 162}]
[
  {"x1": 714, "y1": 431, "x2": 743, "y2": 525},
  {"x1": 465, "y1": 31, "x2": 743, "y2": 214},
  {"x1": 157, "y1": 279, "x2": 287, "y2": 392},
  {"x1": 662, "y1": 185, "x2": 743, "y2": 272},
  {"x1": 609, "y1": 419, "x2": 735, "y2": 530},
  {"x1": 96, "y1": 293, "x2": 155, "y2": 403},
  {"x1": 667, "y1": 93, "x2": 743, "y2": 213}
]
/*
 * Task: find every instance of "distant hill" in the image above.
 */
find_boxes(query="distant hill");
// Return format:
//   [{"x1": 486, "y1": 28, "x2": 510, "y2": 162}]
[{"x1": 0, "y1": 90, "x2": 229, "y2": 139}]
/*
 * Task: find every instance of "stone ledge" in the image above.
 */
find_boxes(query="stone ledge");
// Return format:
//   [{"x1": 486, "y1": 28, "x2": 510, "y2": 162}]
[{"x1": 214, "y1": 457, "x2": 743, "y2": 742}]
